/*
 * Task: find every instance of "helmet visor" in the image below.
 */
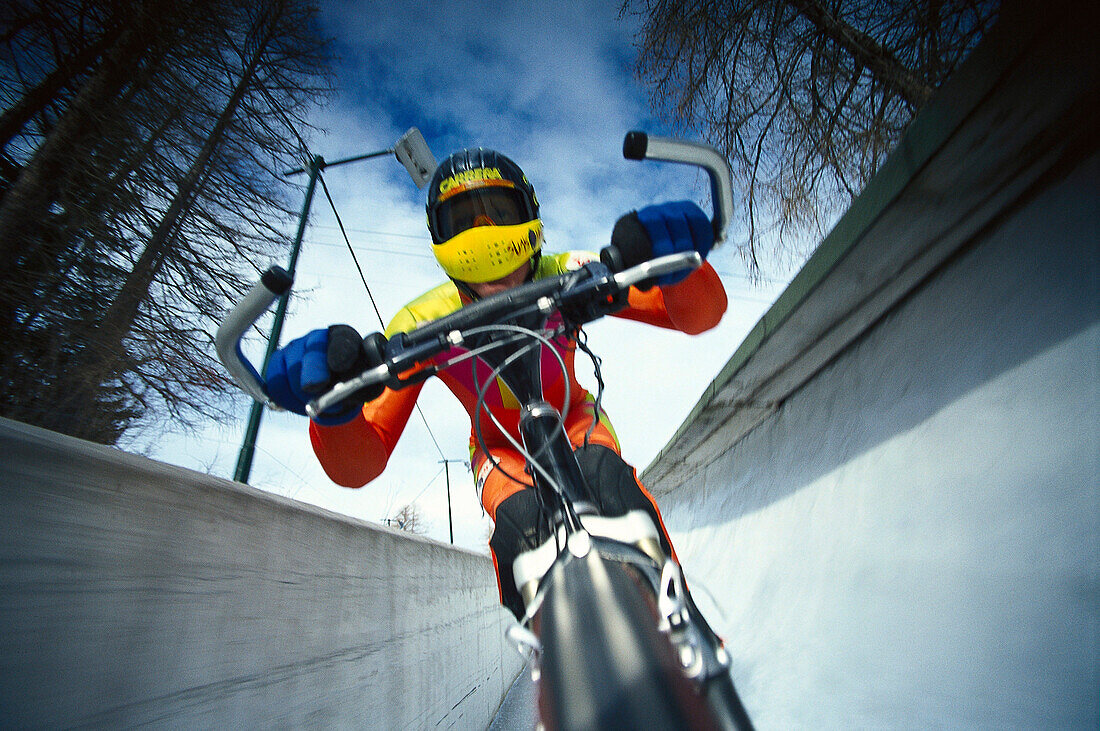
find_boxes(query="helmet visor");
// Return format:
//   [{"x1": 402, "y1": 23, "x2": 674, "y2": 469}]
[{"x1": 433, "y1": 186, "x2": 531, "y2": 241}]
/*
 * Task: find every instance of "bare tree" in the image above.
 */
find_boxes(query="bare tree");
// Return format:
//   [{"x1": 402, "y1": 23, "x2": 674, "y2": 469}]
[
  {"x1": 0, "y1": 0, "x2": 333, "y2": 442},
  {"x1": 49, "y1": 0, "x2": 323, "y2": 436},
  {"x1": 626, "y1": 0, "x2": 1000, "y2": 276},
  {"x1": 0, "y1": 1, "x2": 173, "y2": 268},
  {"x1": 389, "y1": 504, "x2": 428, "y2": 536}
]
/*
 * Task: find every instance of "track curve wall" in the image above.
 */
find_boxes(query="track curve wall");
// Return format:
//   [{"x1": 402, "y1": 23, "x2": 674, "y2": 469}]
[
  {"x1": 0, "y1": 418, "x2": 520, "y2": 727},
  {"x1": 646, "y1": 3, "x2": 1099, "y2": 726}
]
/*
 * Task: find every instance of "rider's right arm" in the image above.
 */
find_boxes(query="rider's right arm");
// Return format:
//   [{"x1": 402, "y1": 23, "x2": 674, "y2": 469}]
[
  {"x1": 620, "y1": 262, "x2": 727, "y2": 335},
  {"x1": 308, "y1": 371, "x2": 425, "y2": 488},
  {"x1": 541, "y1": 251, "x2": 727, "y2": 335},
  {"x1": 309, "y1": 286, "x2": 459, "y2": 487}
]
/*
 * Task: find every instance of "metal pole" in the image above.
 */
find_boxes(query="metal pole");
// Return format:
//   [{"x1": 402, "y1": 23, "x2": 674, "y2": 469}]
[
  {"x1": 439, "y1": 459, "x2": 455, "y2": 544},
  {"x1": 233, "y1": 156, "x2": 324, "y2": 483},
  {"x1": 230, "y1": 137, "x2": 430, "y2": 486}
]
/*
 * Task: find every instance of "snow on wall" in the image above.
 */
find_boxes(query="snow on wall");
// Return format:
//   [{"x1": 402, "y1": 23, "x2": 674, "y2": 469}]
[{"x1": 648, "y1": 4, "x2": 1099, "y2": 726}]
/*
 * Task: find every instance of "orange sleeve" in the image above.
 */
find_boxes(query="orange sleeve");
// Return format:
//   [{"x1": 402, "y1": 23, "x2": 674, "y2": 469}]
[
  {"x1": 308, "y1": 380, "x2": 425, "y2": 487},
  {"x1": 613, "y1": 261, "x2": 727, "y2": 335}
]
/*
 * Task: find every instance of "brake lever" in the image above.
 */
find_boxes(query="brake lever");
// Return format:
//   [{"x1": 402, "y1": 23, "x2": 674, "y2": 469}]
[
  {"x1": 305, "y1": 327, "x2": 451, "y2": 419},
  {"x1": 555, "y1": 253, "x2": 701, "y2": 325},
  {"x1": 613, "y1": 252, "x2": 702, "y2": 290}
]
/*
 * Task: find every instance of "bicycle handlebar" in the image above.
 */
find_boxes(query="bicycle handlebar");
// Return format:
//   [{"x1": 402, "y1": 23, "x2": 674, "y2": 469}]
[
  {"x1": 303, "y1": 251, "x2": 701, "y2": 419},
  {"x1": 215, "y1": 266, "x2": 293, "y2": 408},
  {"x1": 622, "y1": 131, "x2": 734, "y2": 246},
  {"x1": 212, "y1": 251, "x2": 701, "y2": 419}
]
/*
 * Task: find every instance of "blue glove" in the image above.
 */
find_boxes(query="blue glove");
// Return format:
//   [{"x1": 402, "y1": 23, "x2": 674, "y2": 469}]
[
  {"x1": 608, "y1": 200, "x2": 714, "y2": 288},
  {"x1": 637, "y1": 201, "x2": 714, "y2": 286},
  {"x1": 265, "y1": 325, "x2": 381, "y2": 426}
]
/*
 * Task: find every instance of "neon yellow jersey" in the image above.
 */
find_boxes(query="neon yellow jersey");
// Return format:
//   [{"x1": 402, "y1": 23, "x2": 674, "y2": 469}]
[
  {"x1": 308, "y1": 252, "x2": 728, "y2": 488},
  {"x1": 383, "y1": 251, "x2": 597, "y2": 339}
]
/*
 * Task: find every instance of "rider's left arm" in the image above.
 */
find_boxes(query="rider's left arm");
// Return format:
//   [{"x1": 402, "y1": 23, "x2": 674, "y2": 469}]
[{"x1": 613, "y1": 261, "x2": 727, "y2": 335}]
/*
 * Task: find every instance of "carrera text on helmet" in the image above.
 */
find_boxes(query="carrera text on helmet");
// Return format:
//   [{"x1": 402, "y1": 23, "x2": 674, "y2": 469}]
[{"x1": 437, "y1": 167, "x2": 505, "y2": 197}]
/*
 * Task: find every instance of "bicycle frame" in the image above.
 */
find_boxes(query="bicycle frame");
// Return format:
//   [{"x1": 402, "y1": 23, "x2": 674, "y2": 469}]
[
  {"x1": 463, "y1": 319, "x2": 665, "y2": 600},
  {"x1": 214, "y1": 130, "x2": 754, "y2": 729}
]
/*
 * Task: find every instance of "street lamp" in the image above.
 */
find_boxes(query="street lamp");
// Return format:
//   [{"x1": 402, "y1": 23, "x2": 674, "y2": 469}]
[{"x1": 233, "y1": 128, "x2": 436, "y2": 484}]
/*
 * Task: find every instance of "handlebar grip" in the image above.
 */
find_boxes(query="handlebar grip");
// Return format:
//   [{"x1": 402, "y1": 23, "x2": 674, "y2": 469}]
[
  {"x1": 215, "y1": 266, "x2": 292, "y2": 407},
  {"x1": 623, "y1": 131, "x2": 734, "y2": 246}
]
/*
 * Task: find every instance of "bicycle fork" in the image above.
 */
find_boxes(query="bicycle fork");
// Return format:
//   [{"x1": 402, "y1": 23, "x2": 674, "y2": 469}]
[
  {"x1": 510, "y1": 400, "x2": 667, "y2": 605},
  {"x1": 517, "y1": 403, "x2": 741, "y2": 704}
]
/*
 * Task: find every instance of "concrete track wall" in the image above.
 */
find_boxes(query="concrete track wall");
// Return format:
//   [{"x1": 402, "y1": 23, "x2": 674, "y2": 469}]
[
  {"x1": 0, "y1": 418, "x2": 520, "y2": 728},
  {"x1": 646, "y1": 3, "x2": 1099, "y2": 727}
]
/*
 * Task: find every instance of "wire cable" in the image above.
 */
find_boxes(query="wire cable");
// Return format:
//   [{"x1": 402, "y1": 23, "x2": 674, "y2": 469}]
[
  {"x1": 573, "y1": 327, "x2": 606, "y2": 448},
  {"x1": 315, "y1": 170, "x2": 448, "y2": 463},
  {"x1": 318, "y1": 171, "x2": 386, "y2": 326},
  {"x1": 406, "y1": 465, "x2": 447, "y2": 506},
  {"x1": 467, "y1": 324, "x2": 573, "y2": 497}
]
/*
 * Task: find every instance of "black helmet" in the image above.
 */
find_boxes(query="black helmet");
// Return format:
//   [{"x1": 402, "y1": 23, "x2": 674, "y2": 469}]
[{"x1": 426, "y1": 148, "x2": 542, "y2": 283}]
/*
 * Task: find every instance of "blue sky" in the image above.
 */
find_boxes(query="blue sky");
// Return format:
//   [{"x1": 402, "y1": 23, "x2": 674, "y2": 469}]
[{"x1": 142, "y1": 0, "x2": 792, "y2": 550}]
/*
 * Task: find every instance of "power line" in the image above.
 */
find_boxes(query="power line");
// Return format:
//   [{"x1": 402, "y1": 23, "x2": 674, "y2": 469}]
[
  {"x1": 407, "y1": 465, "x2": 446, "y2": 506},
  {"x1": 305, "y1": 223, "x2": 784, "y2": 286},
  {"x1": 309, "y1": 223, "x2": 431, "y2": 242},
  {"x1": 316, "y1": 170, "x2": 448, "y2": 463},
  {"x1": 318, "y1": 171, "x2": 387, "y2": 326},
  {"x1": 300, "y1": 238, "x2": 435, "y2": 259},
  {"x1": 245, "y1": 89, "x2": 452, "y2": 472}
]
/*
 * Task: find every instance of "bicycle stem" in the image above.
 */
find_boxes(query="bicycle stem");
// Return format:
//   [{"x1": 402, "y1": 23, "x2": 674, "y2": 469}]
[{"x1": 518, "y1": 402, "x2": 591, "y2": 535}]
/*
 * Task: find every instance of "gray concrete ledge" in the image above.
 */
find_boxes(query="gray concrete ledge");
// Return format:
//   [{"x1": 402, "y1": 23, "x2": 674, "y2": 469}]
[
  {"x1": 643, "y1": 0, "x2": 1099, "y2": 495},
  {"x1": 0, "y1": 417, "x2": 520, "y2": 727}
]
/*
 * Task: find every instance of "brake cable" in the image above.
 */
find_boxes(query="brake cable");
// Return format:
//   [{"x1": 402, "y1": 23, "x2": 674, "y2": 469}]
[
  {"x1": 467, "y1": 323, "x2": 573, "y2": 497},
  {"x1": 573, "y1": 327, "x2": 606, "y2": 449}
]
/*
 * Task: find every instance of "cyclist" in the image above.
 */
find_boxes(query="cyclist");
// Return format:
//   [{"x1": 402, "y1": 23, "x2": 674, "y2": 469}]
[{"x1": 265, "y1": 148, "x2": 727, "y2": 618}]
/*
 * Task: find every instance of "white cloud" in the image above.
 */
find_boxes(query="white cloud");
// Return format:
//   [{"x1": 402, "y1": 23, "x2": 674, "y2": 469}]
[{"x1": 147, "y1": 0, "x2": 790, "y2": 553}]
